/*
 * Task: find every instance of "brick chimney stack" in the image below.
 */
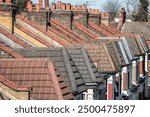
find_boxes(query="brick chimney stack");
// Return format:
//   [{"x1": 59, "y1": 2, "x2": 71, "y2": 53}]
[
  {"x1": 57, "y1": 1, "x2": 62, "y2": 9},
  {"x1": 50, "y1": 1, "x2": 73, "y2": 29},
  {"x1": 89, "y1": 9, "x2": 101, "y2": 26},
  {"x1": 73, "y1": 4, "x2": 88, "y2": 27},
  {"x1": 101, "y1": 12, "x2": 110, "y2": 26}
]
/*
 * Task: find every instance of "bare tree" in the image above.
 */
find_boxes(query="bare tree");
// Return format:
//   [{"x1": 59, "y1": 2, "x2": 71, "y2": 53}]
[
  {"x1": 126, "y1": 0, "x2": 149, "y2": 21},
  {"x1": 100, "y1": 0, "x2": 122, "y2": 21}
]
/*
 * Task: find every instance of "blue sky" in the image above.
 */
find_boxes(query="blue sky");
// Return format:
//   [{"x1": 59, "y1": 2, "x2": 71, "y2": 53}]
[{"x1": 32, "y1": 0, "x2": 108, "y2": 9}]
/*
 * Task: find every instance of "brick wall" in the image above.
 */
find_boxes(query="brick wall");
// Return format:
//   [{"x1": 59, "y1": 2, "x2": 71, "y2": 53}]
[
  {"x1": 73, "y1": 11, "x2": 88, "y2": 27},
  {"x1": 0, "y1": 82, "x2": 29, "y2": 100},
  {"x1": 50, "y1": 11, "x2": 73, "y2": 29},
  {"x1": 16, "y1": 18, "x2": 63, "y2": 47},
  {"x1": 89, "y1": 14, "x2": 101, "y2": 26},
  {"x1": 0, "y1": 16, "x2": 12, "y2": 31},
  {"x1": 24, "y1": 11, "x2": 47, "y2": 28}
]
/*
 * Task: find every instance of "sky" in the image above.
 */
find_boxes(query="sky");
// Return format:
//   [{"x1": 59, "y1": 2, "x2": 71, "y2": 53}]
[{"x1": 32, "y1": 0, "x2": 107, "y2": 9}]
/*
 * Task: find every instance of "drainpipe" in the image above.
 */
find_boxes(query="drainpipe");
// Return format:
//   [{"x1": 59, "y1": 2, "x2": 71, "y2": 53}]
[{"x1": 12, "y1": 5, "x2": 17, "y2": 34}]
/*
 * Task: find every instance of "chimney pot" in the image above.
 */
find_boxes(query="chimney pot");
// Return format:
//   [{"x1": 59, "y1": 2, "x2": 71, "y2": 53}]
[
  {"x1": 95, "y1": 9, "x2": 100, "y2": 14},
  {"x1": 6, "y1": 0, "x2": 11, "y2": 4},
  {"x1": 57, "y1": 1, "x2": 62, "y2": 9},
  {"x1": 88, "y1": 8, "x2": 92, "y2": 13},
  {"x1": 75, "y1": 5, "x2": 78, "y2": 11},
  {"x1": 66, "y1": 3, "x2": 71, "y2": 11},
  {"x1": 105, "y1": 13, "x2": 109, "y2": 17},
  {"x1": 51, "y1": 3, "x2": 56, "y2": 11},
  {"x1": 36, "y1": 4, "x2": 40, "y2": 12},
  {"x1": 71, "y1": 5, "x2": 74, "y2": 10},
  {"x1": 28, "y1": 2, "x2": 33, "y2": 12},
  {"x1": 83, "y1": 4, "x2": 87, "y2": 11},
  {"x1": 61, "y1": 3, "x2": 66, "y2": 10},
  {"x1": 93, "y1": 9, "x2": 96, "y2": 14},
  {"x1": 79, "y1": 5, "x2": 82, "y2": 11}
]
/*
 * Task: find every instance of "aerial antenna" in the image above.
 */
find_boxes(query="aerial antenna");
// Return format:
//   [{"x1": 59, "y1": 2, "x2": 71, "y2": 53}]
[{"x1": 85, "y1": 1, "x2": 96, "y2": 8}]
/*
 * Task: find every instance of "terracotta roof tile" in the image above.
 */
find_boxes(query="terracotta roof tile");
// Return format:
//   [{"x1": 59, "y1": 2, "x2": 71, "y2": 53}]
[
  {"x1": 73, "y1": 21, "x2": 99, "y2": 40},
  {"x1": 85, "y1": 38, "x2": 125, "y2": 73},
  {"x1": 0, "y1": 59, "x2": 74, "y2": 100},
  {"x1": 50, "y1": 19, "x2": 86, "y2": 42},
  {"x1": 14, "y1": 23, "x2": 54, "y2": 47},
  {"x1": 0, "y1": 26, "x2": 32, "y2": 48},
  {"x1": 88, "y1": 22, "x2": 112, "y2": 37},
  {"x1": 0, "y1": 43, "x2": 23, "y2": 58},
  {"x1": 15, "y1": 48, "x2": 87, "y2": 95},
  {"x1": 16, "y1": 15, "x2": 69, "y2": 46},
  {"x1": 0, "y1": 75, "x2": 32, "y2": 91}
]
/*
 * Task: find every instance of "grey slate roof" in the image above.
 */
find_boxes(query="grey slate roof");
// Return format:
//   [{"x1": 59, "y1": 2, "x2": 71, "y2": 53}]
[
  {"x1": 120, "y1": 35, "x2": 147, "y2": 61},
  {"x1": 122, "y1": 22, "x2": 150, "y2": 40},
  {"x1": 137, "y1": 35, "x2": 149, "y2": 52},
  {"x1": 120, "y1": 37, "x2": 135, "y2": 60},
  {"x1": 125, "y1": 36, "x2": 142, "y2": 56},
  {"x1": 15, "y1": 48, "x2": 87, "y2": 95},
  {"x1": 66, "y1": 46, "x2": 104, "y2": 85}
]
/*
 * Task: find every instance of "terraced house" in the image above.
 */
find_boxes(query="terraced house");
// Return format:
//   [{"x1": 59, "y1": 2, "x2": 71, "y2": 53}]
[{"x1": 0, "y1": 0, "x2": 149, "y2": 100}]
